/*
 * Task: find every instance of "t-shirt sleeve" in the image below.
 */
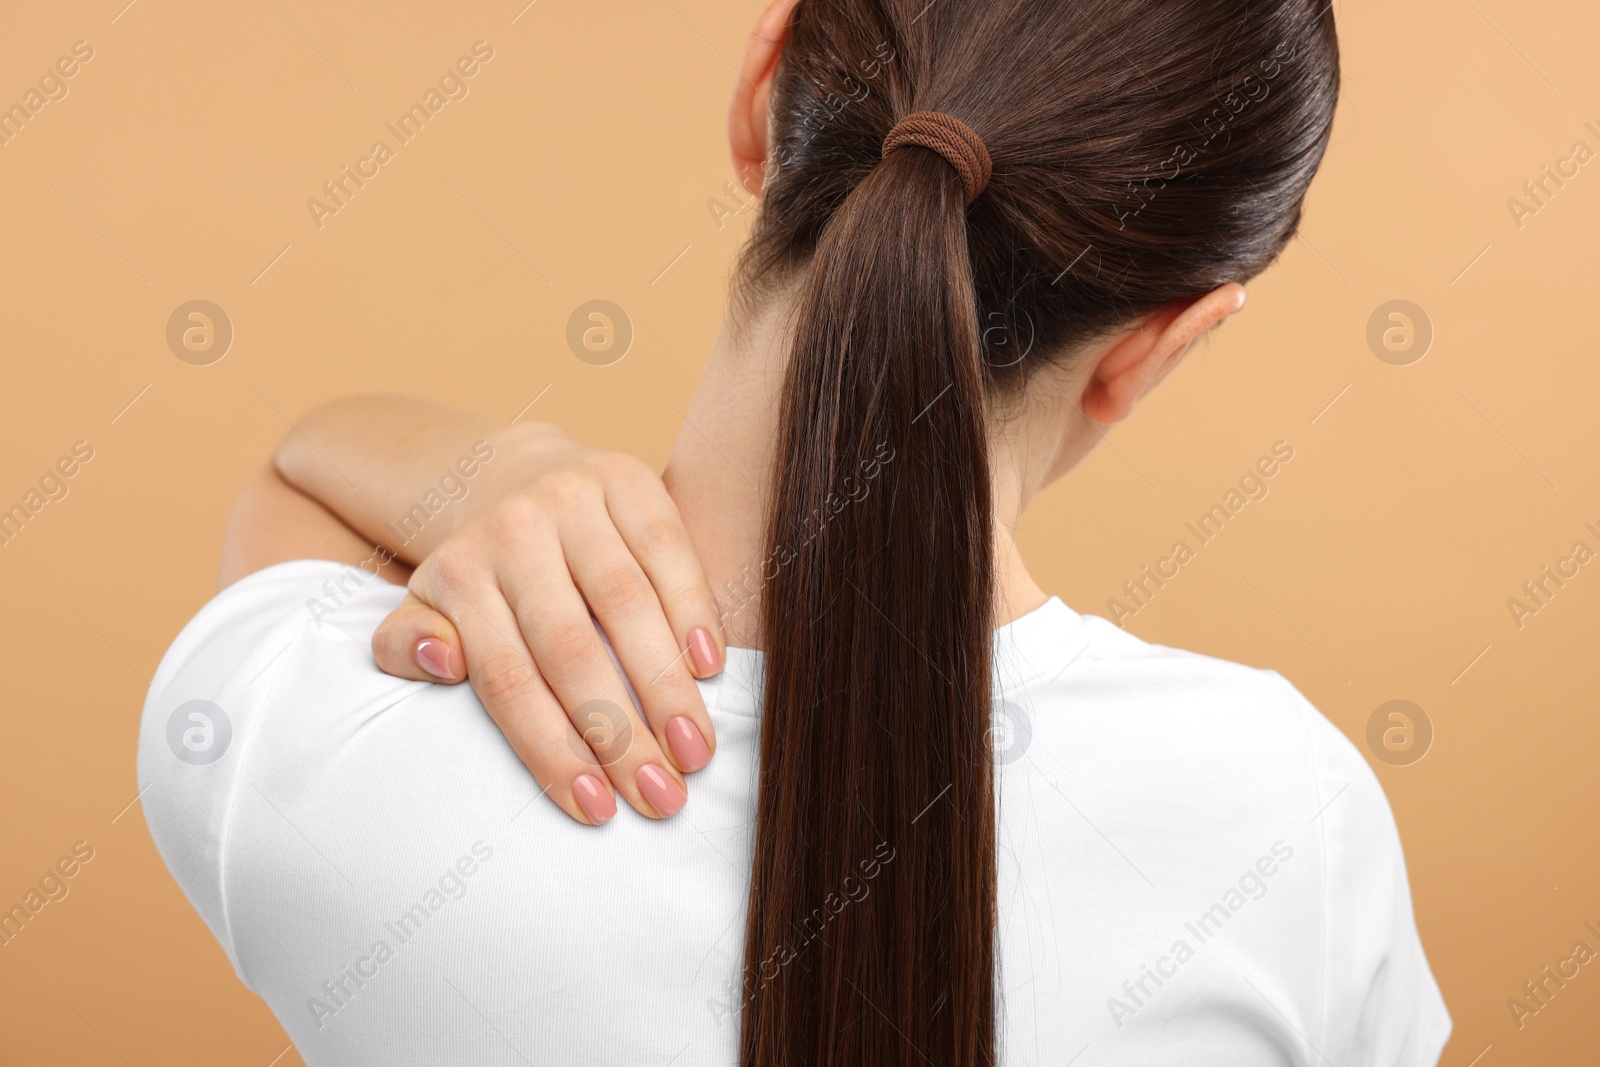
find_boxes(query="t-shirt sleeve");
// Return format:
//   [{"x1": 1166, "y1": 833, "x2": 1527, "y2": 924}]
[
  {"x1": 135, "y1": 559, "x2": 407, "y2": 985},
  {"x1": 1284, "y1": 676, "x2": 1452, "y2": 1066}
]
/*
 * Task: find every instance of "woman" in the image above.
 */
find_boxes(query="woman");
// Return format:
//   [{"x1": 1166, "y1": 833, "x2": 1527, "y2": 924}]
[{"x1": 139, "y1": 0, "x2": 1450, "y2": 1063}]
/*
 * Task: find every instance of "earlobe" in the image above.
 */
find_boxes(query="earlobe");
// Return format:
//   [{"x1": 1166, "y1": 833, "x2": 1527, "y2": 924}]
[
  {"x1": 1079, "y1": 341, "x2": 1151, "y2": 426},
  {"x1": 729, "y1": 0, "x2": 800, "y2": 196}
]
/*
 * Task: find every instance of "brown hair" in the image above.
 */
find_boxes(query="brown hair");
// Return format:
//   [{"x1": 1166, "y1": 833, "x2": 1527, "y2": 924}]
[{"x1": 736, "y1": 1, "x2": 1339, "y2": 1062}]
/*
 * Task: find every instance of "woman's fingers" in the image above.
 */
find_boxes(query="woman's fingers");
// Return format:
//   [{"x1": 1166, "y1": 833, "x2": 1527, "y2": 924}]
[
  {"x1": 596, "y1": 455, "x2": 728, "y2": 679},
  {"x1": 553, "y1": 486, "x2": 718, "y2": 776},
  {"x1": 486, "y1": 500, "x2": 693, "y2": 820},
  {"x1": 371, "y1": 592, "x2": 465, "y2": 682},
  {"x1": 412, "y1": 550, "x2": 621, "y2": 826}
]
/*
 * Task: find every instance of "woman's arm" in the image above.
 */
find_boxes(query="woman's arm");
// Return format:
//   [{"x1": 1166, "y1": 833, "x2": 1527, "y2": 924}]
[
  {"x1": 227, "y1": 394, "x2": 723, "y2": 825},
  {"x1": 272, "y1": 395, "x2": 581, "y2": 567},
  {"x1": 220, "y1": 463, "x2": 415, "y2": 589}
]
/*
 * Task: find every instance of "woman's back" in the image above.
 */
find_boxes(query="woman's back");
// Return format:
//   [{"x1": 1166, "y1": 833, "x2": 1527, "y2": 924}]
[{"x1": 139, "y1": 559, "x2": 1448, "y2": 1066}]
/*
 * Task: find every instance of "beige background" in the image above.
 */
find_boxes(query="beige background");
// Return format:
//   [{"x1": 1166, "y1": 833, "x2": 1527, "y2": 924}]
[{"x1": 1, "y1": 0, "x2": 1596, "y2": 1063}]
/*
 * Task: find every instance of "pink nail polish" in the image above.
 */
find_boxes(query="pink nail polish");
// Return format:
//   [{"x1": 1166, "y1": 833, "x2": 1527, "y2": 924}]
[
  {"x1": 666, "y1": 716, "x2": 712, "y2": 773},
  {"x1": 688, "y1": 627, "x2": 721, "y2": 676},
  {"x1": 573, "y1": 774, "x2": 616, "y2": 825},
  {"x1": 637, "y1": 764, "x2": 686, "y2": 818},
  {"x1": 415, "y1": 638, "x2": 454, "y2": 679}
]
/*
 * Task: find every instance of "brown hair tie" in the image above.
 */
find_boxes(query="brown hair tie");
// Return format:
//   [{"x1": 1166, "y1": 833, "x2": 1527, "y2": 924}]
[{"x1": 881, "y1": 110, "x2": 992, "y2": 204}]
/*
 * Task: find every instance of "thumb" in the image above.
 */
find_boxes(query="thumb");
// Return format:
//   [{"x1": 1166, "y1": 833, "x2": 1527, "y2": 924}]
[{"x1": 371, "y1": 592, "x2": 465, "y2": 683}]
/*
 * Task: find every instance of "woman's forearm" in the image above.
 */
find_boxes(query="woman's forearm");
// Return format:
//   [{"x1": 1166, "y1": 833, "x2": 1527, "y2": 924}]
[{"x1": 275, "y1": 395, "x2": 588, "y2": 566}]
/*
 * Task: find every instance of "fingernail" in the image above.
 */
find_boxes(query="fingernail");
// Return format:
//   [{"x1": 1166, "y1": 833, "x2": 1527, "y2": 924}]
[
  {"x1": 666, "y1": 716, "x2": 712, "y2": 773},
  {"x1": 415, "y1": 638, "x2": 454, "y2": 679},
  {"x1": 637, "y1": 764, "x2": 686, "y2": 818},
  {"x1": 688, "y1": 627, "x2": 721, "y2": 676},
  {"x1": 573, "y1": 774, "x2": 616, "y2": 825}
]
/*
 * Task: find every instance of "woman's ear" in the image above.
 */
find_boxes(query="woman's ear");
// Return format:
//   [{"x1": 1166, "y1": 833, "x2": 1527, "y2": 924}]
[
  {"x1": 1081, "y1": 283, "x2": 1247, "y2": 425},
  {"x1": 729, "y1": 0, "x2": 800, "y2": 196}
]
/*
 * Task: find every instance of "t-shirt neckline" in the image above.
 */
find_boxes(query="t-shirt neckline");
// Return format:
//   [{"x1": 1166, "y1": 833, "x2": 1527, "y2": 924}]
[{"x1": 709, "y1": 596, "x2": 1088, "y2": 718}]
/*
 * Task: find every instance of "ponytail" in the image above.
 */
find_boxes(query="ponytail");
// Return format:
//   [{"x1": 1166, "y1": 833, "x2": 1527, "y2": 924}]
[
  {"x1": 735, "y1": 0, "x2": 1341, "y2": 1058},
  {"x1": 742, "y1": 141, "x2": 998, "y2": 1064}
]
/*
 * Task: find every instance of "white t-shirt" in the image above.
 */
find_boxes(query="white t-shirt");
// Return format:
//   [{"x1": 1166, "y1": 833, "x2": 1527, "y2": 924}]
[{"x1": 138, "y1": 560, "x2": 1450, "y2": 1066}]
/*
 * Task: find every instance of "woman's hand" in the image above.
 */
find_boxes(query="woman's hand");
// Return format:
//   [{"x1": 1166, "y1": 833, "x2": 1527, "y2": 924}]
[
  {"x1": 368, "y1": 449, "x2": 725, "y2": 826},
  {"x1": 271, "y1": 396, "x2": 727, "y2": 828}
]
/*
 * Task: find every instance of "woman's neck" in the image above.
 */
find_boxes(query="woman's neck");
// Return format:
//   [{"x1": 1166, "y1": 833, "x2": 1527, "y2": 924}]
[{"x1": 662, "y1": 303, "x2": 1048, "y2": 649}]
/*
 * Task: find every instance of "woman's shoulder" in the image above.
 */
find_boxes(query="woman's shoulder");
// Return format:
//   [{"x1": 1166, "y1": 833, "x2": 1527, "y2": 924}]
[
  {"x1": 135, "y1": 559, "x2": 415, "y2": 983},
  {"x1": 1048, "y1": 609, "x2": 1401, "y2": 831},
  {"x1": 1032, "y1": 608, "x2": 1350, "y2": 750},
  {"x1": 1006, "y1": 607, "x2": 1450, "y2": 1064}
]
